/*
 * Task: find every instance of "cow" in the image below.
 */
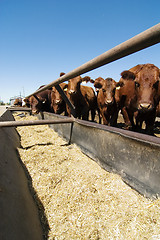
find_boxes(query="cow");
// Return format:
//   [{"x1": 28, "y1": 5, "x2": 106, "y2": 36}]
[
  {"x1": 51, "y1": 82, "x2": 68, "y2": 115},
  {"x1": 23, "y1": 97, "x2": 31, "y2": 108},
  {"x1": 29, "y1": 85, "x2": 52, "y2": 115},
  {"x1": 96, "y1": 78, "x2": 118, "y2": 126},
  {"x1": 66, "y1": 75, "x2": 97, "y2": 121},
  {"x1": 131, "y1": 64, "x2": 160, "y2": 134},
  {"x1": 115, "y1": 71, "x2": 137, "y2": 129},
  {"x1": 116, "y1": 64, "x2": 160, "y2": 134},
  {"x1": 13, "y1": 98, "x2": 22, "y2": 107}
]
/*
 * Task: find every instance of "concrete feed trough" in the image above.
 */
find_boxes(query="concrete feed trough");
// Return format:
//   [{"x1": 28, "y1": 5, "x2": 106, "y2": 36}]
[{"x1": 0, "y1": 108, "x2": 43, "y2": 240}]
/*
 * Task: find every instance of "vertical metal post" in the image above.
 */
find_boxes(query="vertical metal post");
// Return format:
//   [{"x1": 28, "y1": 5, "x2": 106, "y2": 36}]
[{"x1": 55, "y1": 84, "x2": 76, "y2": 117}]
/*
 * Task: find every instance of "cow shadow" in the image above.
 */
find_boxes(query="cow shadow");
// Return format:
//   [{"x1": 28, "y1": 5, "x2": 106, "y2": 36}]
[{"x1": 16, "y1": 149, "x2": 50, "y2": 239}]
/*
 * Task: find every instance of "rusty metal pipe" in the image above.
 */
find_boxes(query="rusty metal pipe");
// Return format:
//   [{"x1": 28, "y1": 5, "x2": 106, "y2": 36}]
[
  {"x1": 0, "y1": 118, "x2": 74, "y2": 128},
  {"x1": 26, "y1": 23, "x2": 160, "y2": 98}
]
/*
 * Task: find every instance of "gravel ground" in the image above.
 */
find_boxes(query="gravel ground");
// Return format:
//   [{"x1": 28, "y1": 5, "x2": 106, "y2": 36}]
[{"x1": 14, "y1": 113, "x2": 160, "y2": 240}]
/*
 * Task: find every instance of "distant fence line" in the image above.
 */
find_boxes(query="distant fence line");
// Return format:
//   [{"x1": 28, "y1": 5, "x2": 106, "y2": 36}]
[{"x1": 26, "y1": 23, "x2": 160, "y2": 98}]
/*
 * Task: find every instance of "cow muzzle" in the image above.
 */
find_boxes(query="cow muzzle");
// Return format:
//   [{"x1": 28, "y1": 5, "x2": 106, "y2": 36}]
[
  {"x1": 55, "y1": 99, "x2": 61, "y2": 104},
  {"x1": 68, "y1": 90, "x2": 76, "y2": 95},
  {"x1": 138, "y1": 103, "x2": 153, "y2": 111},
  {"x1": 105, "y1": 100, "x2": 113, "y2": 105},
  {"x1": 32, "y1": 110, "x2": 39, "y2": 115}
]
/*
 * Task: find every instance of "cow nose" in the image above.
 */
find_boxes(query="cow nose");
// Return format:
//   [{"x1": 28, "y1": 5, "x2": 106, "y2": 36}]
[
  {"x1": 139, "y1": 103, "x2": 152, "y2": 110},
  {"x1": 55, "y1": 100, "x2": 61, "y2": 104},
  {"x1": 69, "y1": 90, "x2": 76, "y2": 95},
  {"x1": 32, "y1": 110, "x2": 38, "y2": 115},
  {"x1": 105, "y1": 100, "x2": 113, "y2": 105}
]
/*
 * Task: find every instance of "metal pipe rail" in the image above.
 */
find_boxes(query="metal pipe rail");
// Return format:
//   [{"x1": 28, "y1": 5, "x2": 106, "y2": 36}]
[
  {"x1": 0, "y1": 118, "x2": 74, "y2": 127},
  {"x1": 26, "y1": 23, "x2": 160, "y2": 98}
]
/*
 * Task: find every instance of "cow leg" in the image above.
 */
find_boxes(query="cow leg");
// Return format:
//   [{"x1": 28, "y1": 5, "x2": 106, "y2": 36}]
[
  {"x1": 145, "y1": 112, "x2": 156, "y2": 135},
  {"x1": 121, "y1": 107, "x2": 132, "y2": 129},
  {"x1": 81, "y1": 106, "x2": 89, "y2": 120},
  {"x1": 97, "y1": 108, "x2": 102, "y2": 124},
  {"x1": 110, "y1": 110, "x2": 119, "y2": 127},
  {"x1": 103, "y1": 112, "x2": 109, "y2": 125},
  {"x1": 82, "y1": 111, "x2": 89, "y2": 120},
  {"x1": 66, "y1": 106, "x2": 71, "y2": 117},
  {"x1": 91, "y1": 109, "x2": 96, "y2": 122},
  {"x1": 135, "y1": 112, "x2": 145, "y2": 133}
]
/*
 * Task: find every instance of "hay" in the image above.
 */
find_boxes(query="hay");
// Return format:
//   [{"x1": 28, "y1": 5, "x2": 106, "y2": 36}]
[{"x1": 14, "y1": 113, "x2": 160, "y2": 240}]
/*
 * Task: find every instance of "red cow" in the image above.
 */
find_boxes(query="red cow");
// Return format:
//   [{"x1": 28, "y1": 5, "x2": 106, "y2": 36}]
[
  {"x1": 66, "y1": 75, "x2": 97, "y2": 121},
  {"x1": 116, "y1": 64, "x2": 160, "y2": 134},
  {"x1": 96, "y1": 78, "x2": 118, "y2": 126},
  {"x1": 13, "y1": 98, "x2": 22, "y2": 107},
  {"x1": 51, "y1": 82, "x2": 68, "y2": 115},
  {"x1": 115, "y1": 71, "x2": 137, "y2": 129},
  {"x1": 131, "y1": 64, "x2": 160, "y2": 134},
  {"x1": 29, "y1": 85, "x2": 52, "y2": 115}
]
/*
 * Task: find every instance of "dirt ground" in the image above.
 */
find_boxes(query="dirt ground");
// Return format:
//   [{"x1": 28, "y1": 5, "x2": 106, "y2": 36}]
[{"x1": 14, "y1": 112, "x2": 160, "y2": 240}]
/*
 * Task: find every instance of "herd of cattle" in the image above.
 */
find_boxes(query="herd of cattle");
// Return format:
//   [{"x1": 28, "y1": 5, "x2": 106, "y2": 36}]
[{"x1": 14, "y1": 63, "x2": 160, "y2": 135}]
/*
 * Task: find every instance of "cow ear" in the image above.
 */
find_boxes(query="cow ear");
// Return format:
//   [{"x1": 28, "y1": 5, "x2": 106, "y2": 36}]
[
  {"x1": 60, "y1": 72, "x2": 65, "y2": 77},
  {"x1": 89, "y1": 79, "x2": 95, "y2": 84},
  {"x1": 63, "y1": 84, "x2": 68, "y2": 92},
  {"x1": 121, "y1": 71, "x2": 135, "y2": 80},
  {"x1": 82, "y1": 76, "x2": 91, "y2": 83},
  {"x1": 116, "y1": 81, "x2": 124, "y2": 88}
]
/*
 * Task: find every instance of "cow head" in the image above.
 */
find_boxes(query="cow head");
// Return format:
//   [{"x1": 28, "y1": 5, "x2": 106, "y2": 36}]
[
  {"x1": 29, "y1": 95, "x2": 46, "y2": 114},
  {"x1": 13, "y1": 98, "x2": 22, "y2": 107},
  {"x1": 52, "y1": 83, "x2": 68, "y2": 106},
  {"x1": 134, "y1": 64, "x2": 160, "y2": 112},
  {"x1": 101, "y1": 78, "x2": 116, "y2": 105},
  {"x1": 67, "y1": 76, "x2": 91, "y2": 96},
  {"x1": 114, "y1": 70, "x2": 136, "y2": 107},
  {"x1": 92, "y1": 77, "x2": 105, "y2": 93}
]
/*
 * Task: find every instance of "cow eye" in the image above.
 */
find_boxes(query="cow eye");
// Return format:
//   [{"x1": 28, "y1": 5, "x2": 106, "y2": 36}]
[
  {"x1": 113, "y1": 88, "x2": 116, "y2": 93},
  {"x1": 102, "y1": 88, "x2": 106, "y2": 92},
  {"x1": 153, "y1": 81, "x2": 159, "y2": 90},
  {"x1": 135, "y1": 82, "x2": 140, "y2": 88}
]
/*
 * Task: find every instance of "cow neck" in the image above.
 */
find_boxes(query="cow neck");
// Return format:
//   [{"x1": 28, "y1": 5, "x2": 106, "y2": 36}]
[{"x1": 33, "y1": 94, "x2": 40, "y2": 102}]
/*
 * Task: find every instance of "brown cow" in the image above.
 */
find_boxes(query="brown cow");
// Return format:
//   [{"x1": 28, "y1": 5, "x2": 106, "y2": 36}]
[
  {"x1": 29, "y1": 85, "x2": 52, "y2": 115},
  {"x1": 66, "y1": 75, "x2": 97, "y2": 121},
  {"x1": 116, "y1": 64, "x2": 160, "y2": 134},
  {"x1": 131, "y1": 64, "x2": 160, "y2": 134},
  {"x1": 115, "y1": 71, "x2": 137, "y2": 129},
  {"x1": 96, "y1": 78, "x2": 118, "y2": 126},
  {"x1": 13, "y1": 98, "x2": 22, "y2": 107},
  {"x1": 51, "y1": 82, "x2": 68, "y2": 115}
]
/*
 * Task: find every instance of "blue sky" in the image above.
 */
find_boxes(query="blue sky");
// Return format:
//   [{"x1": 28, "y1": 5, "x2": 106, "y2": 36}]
[{"x1": 0, "y1": 0, "x2": 160, "y2": 103}]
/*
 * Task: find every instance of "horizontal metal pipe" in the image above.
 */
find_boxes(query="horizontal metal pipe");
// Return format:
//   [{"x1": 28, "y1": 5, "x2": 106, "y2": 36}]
[
  {"x1": 26, "y1": 23, "x2": 160, "y2": 98},
  {"x1": 0, "y1": 118, "x2": 74, "y2": 127},
  {"x1": 7, "y1": 107, "x2": 32, "y2": 111}
]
